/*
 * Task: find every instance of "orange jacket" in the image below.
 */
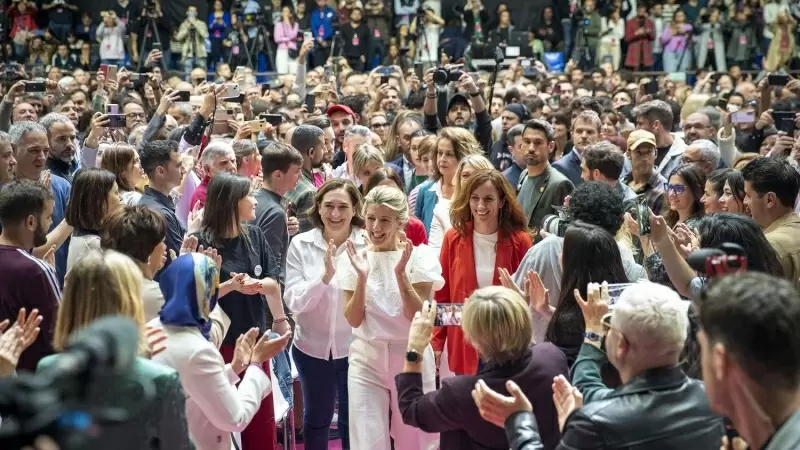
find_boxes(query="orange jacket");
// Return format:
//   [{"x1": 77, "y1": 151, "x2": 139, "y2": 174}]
[{"x1": 432, "y1": 223, "x2": 532, "y2": 375}]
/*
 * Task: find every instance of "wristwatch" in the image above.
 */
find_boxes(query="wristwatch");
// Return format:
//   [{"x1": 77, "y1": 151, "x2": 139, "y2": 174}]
[
  {"x1": 406, "y1": 349, "x2": 421, "y2": 363},
  {"x1": 583, "y1": 331, "x2": 604, "y2": 343}
]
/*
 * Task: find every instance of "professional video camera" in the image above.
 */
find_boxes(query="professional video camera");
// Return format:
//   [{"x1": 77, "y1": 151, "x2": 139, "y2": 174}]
[
  {"x1": 0, "y1": 316, "x2": 148, "y2": 450},
  {"x1": 687, "y1": 243, "x2": 747, "y2": 278},
  {"x1": 143, "y1": 0, "x2": 160, "y2": 17},
  {"x1": 572, "y1": 7, "x2": 591, "y2": 26},
  {"x1": 540, "y1": 206, "x2": 571, "y2": 237},
  {"x1": 433, "y1": 66, "x2": 465, "y2": 85}
]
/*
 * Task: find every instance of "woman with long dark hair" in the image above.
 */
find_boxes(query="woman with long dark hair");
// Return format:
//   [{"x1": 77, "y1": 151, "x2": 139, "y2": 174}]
[
  {"x1": 192, "y1": 172, "x2": 289, "y2": 450},
  {"x1": 64, "y1": 168, "x2": 121, "y2": 273},
  {"x1": 100, "y1": 143, "x2": 144, "y2": 205},
  {"x1": 719, "y1": 170, "x2": 748, "y2": 215},
  {"x1": 701, "y1": 168, "x2": 731, "y2": 214},
  {"x1": 544, "y1": 221, "x2": 628, "y2": 365}
]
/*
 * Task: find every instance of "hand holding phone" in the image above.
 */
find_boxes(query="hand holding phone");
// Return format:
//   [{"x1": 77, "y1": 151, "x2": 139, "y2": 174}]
[{"x1": 636, "y1": 196, "x2": 651, "y2": 236}]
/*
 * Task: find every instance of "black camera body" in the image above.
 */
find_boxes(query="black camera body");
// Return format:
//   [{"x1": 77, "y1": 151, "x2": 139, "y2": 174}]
[{"x1": 433, "y1": 67, "x2": 464, "y2": 85}]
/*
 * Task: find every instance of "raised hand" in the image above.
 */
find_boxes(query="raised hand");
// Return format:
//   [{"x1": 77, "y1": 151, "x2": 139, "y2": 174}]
[
  {"x1": 232, "y1": 328, "x2": 258, "y2": 374},
  {"x1": 394, "y1": 238, "x2": 413, "y2": 275},
  {"x1": 0, "y1": 308, "x2": 42, "y2": 376},
  {"x1": 322, "y1": 239, "x2": 337, "y2": 285},
  {"x1": 346, "y1": 240, "x2": 370, "y2": 278},
  {"x1": 40, "y1": 170, "x2": 51, "y2": 190},
  {"x1": 250, "y1": 329, "x2": 292, "y2": 364},
  {"x1": 575, "y1": 282, "x2": 610, "y2": 330},
  {"x1": 527, "y1": 270, "x2": 553, "y2": 319},
  {"x1": 498, "y1": 267, "x2": 524, "y2": 299},
  {"x1": 552, "y1": 375, "x2": 583, "y2": 432}
]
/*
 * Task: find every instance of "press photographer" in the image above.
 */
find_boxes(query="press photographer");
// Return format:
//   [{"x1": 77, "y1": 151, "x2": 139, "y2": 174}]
[{"x1": 177, "y1": 7, "x2": 209, "y2": 72}]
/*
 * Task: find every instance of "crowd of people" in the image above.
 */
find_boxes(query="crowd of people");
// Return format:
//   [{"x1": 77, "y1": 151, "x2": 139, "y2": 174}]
[{"x1": 1, "y1": 1, "x2": 800, "y2": 450}]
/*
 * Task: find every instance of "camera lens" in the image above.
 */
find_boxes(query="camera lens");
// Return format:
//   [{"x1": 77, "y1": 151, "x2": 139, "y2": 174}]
[
  {"x1": 433, "y1": 68, "x2": 450, "y2": 85},
  {"x1": 450, "y1": 70, "x2": 465, "y2": 82}
]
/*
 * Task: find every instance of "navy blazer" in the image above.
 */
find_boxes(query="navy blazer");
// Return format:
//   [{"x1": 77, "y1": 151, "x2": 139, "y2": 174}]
[
  {"x1": 552, "y1": 150, "x2": 583, "y2": 187},
  {"x1": 387, "y1": 154, "x2": 405, "y2": 182}
]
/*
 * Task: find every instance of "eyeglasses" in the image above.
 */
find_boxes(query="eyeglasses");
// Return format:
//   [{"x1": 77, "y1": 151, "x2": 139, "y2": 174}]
[
  {"x1": 126, "y1": 112, "x2": 146, "y2": 119},
  {"x1": 370, "y1": 122, "x2": 388, "y2": 129},
  {"x1": 681, "y1": 157, "x2": 707, "y2": 164},
  {"x1": 664, "y1": 182, "x2": 686, "y2": 194},
  {"x1": 682, "y1": 123, "x2": 711, "y2": 132}
]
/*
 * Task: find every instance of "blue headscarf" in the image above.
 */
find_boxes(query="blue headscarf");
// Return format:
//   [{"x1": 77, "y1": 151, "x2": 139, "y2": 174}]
[{"x1": 158, "y1": 253, "x2": 220, "y2": 339}]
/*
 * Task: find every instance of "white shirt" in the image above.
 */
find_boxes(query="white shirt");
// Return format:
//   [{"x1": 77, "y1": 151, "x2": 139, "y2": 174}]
[
  {"x1": 428, "y1": 181, "x2": 452, "y2": 251},
  {"x1": 284, "y1": 227, "x2": 367, "y2": 360},
  {"x1": 336, "y1": 245, "x2": 444, "y2": 341},
  {"x1": 418, "y1": 0, "x2": 441, "y2": 63},
  {"x1": 473, "y1": 231, "x2": 498, "y2": 288}
]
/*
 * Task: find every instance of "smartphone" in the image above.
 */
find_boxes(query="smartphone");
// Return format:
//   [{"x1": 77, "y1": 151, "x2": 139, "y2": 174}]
[
  {"x1": 99, "y1": 63, "x2": 109, "y2": 78},
  {"x1": 304, "y1": 31, "x2": 313, "y2": 42},
  {"x1": 261, "y1": 113, "x2": 283, "y2": 126},
  {"x1": 152, "y1": 42, "x2": 162, "y2": 51},
  {"x1": 105, "y1": 104, "x2": 119, "y2": 114},
  {"x1": 286, "y1": 201, "x2": 297, "y2": 217},
  {"x1": 176, "y1": 91, "x2": 191, "y2": 102},
  {"x1": 716, "y1": 98, "x2": 728, "y2": 110},
  {"x1": 434, "y1": 303, "x2": 464, "y2": 326},
  {"x1": 768, "y1": 74, "x2": 789, "y2": 86},
  {"x1": 226, "y1": 93, "x2": 245, "y2": 104},
  {"x1": 24, "y1": 81, "x2": 46, "y2": 92},
  {"x1": 244, "y1": 119, "x2": 267, "y2": 133},
  {"x1": 235, "y1": 66, "x2": 246, "y2": 78},
  {"x1": 305, "y1": 93, "x2": 316, "y2": 113},
  {"x1": 103, "y1": 114, "x2": 126, "y2": 128},
  {"x1": 773, "y1": 111, "x2": 796, "y2": 133},
  {"x1": 129, "y1": 73, "x2": 142, "y2": 82},
  {"x1": 644, "y1": 79, "x2": 660, "y2": 95},
  {"x1": 731, "y1": 110, "x2": 755, "y2": 124},
  {"x1": 224, "y1": 84, "x2": 241, "y2": 99},
  {"x1": 636, "y1": 196, "x2": 651, "y2": 236},
  {"x1": 606, "y1": 283, "x2": 634, "y2": 307},
  {"x1": 107, "y1": 65, "x2": 118, "y2": 81},
  {"x1": 414, "y1": 62, "x2": 424, "y2": 80}
]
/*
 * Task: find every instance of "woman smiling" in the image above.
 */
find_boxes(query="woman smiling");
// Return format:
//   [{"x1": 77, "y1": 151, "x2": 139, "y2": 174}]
[{"x1": 339, "y1": 185, "x2": 443, "y2": 450}]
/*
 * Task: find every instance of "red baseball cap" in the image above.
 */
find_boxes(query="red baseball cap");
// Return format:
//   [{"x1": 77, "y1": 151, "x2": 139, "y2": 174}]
[{"x1": 326, "y1": 104, "x2": 356, "y2": 117}]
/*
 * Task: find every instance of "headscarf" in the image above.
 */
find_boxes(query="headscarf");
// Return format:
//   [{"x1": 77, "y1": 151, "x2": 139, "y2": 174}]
[{"x1": 158, "y1": 253, "x2": 220, "y2": 339}]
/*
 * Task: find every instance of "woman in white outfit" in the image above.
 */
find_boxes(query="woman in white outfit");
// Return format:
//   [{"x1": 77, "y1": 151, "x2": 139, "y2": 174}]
[
  {"x1": 284, "y1": 179, "x2": 368, "y2": 450},
  {"x1": 150, "y1": 253, "x2": 292, "y2": 450},
  {"x1": 599, "y1": 9, "x2": 625, "y2": 69},
  {"x1": 339, "y1": 185, "x2": 443, "y2": 450}
]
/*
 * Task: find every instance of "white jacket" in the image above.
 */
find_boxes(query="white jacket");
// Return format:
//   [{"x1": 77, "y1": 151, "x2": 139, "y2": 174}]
[{"x1": 150, "y1": 319, "x2": 271, "y2": 450}]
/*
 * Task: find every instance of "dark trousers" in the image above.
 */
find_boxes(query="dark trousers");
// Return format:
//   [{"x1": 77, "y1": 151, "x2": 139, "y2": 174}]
[
  {"x1": 293, "y1": 345, "x2": 350, "y2": 450},
  {"x1": 221, "y1": 344, "x2": 277, "y2": 450}
]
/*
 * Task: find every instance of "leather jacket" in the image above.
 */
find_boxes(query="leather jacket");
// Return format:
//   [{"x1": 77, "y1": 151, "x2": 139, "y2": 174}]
[{"x1": 504, "y1": 366, "x2": 725, "y2": 450}]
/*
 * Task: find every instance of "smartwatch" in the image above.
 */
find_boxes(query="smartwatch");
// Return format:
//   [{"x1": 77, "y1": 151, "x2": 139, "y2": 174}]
[{"x1": 406, "y1": 349, "x2": 420, "y2": 363}]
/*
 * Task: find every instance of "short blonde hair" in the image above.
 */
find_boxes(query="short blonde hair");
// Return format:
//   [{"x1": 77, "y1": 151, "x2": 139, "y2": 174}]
[
  {"x1": 680, "y1": 94, "x2": 710, "y2": 123},
  {"x1": 352, "y1": 143, "x2": 385, "y2": 175},
  {"x1": 54, "y1": 250, "x2": 146, "y2": 351},
  {"x1": 363, "y1": 185, "x2": 409, "y2": 226},
  {"x1": 462, "y1": 286, "x2": 533, "y2": 364}
]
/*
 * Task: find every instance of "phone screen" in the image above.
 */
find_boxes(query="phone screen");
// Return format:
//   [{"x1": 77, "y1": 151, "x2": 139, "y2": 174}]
[
  {"x1": 434, "y1": 304, "x2": 464, "y2": 326},
  {"x1": 731, "y1": 111, "x2": 755, "y2": 124},
  {"x1": 773, "y1": 111, "x2": 796, "y2": 133},
  {"x1": 636, "y1": 196, "x2": 651, "y2": 236},
  {"x1": 305, "y1": 93, "x2": 315, "y2": 112}
]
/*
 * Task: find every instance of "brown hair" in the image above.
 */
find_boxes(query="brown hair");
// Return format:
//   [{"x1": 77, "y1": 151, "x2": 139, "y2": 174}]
[
  {"x1": 308, "y1": 178, "x2": 366, "y2": 229},
  {"x1": 431, "y1": 127, "x2": 483, "y2": 181},
  {"x1": 449, "y1": 169, "x2": 529, "y2": 237},
  {"x1": 65, "y1": 168, "x2": 118, "y2": 233},
  {"x1": 364, "y1": 167, "x2": 405, "y2": 194},
  {"x1": 415, "y1": 134, "x2": 437, "y2": 159},
  {"x1": 101, "y1": 205, "x2": 167, "y2": 264},
  {"x1": 100, "y1": 142, "x2": 139, "y2": 192}
]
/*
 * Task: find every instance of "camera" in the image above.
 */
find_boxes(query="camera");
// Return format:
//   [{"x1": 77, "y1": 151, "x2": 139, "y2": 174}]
[
  {"x1": 572, "y1": 7, "x2": 590, "y2": 26},
  {"x1": 541, "y1": 206, "x2": 571, "y2": 237},
  {"x1": 433, "y1": 66, "x2": 465, "y2": 85}
]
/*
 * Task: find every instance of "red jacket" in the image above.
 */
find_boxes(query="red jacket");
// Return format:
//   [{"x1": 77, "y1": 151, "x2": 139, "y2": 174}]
[
  {"x1": 189, "y1": 176, "x2": 211, "y2": 210},
  {"x1": 624, "y1": 17, "x2": 655, "y2": 69},
  {"x1": 432, "y1": 223, "x2": 532, "y2": 375},
  {"x1": 405, "y1": 216, "x2": 428, "y2": 246}
]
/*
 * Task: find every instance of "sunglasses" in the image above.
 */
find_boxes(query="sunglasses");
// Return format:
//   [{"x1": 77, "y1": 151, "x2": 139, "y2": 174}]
[{"x1": 664, "y1": 182, "x2": 686, "y2": 194}]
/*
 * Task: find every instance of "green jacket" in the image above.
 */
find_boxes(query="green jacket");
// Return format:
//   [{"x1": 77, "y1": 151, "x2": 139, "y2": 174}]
[{"x1": 570, "y1": 343, "x2": 614, "y2": 404}]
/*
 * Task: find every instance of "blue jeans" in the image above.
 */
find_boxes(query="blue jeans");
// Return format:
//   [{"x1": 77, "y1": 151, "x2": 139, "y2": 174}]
[
  {"x1": 49, "y1": 23, "x2": 72, "y2": 42},
  {"x1": 182, "y1": 57, "x2": 207, "y2": 73},
  {"x1": 663, "y1": 49, "x2": 691, "y2": 73},
  {"x1": 293, "y1": 346, "x2": 349, "y2": 450}
]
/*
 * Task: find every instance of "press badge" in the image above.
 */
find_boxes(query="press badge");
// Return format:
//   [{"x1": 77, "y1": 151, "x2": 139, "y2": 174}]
[{"x1": 254, "y1": 265, "x2": 262, "y2": 277}]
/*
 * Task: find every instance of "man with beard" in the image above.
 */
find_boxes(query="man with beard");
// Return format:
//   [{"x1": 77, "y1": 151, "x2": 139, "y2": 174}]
[
  {"x1": 623, "y1": 130, "x2": 667, "y2": 214},
  {"x1": 284, "y1": 125, "x2": 325, "y2": 234},
  {"x1": 516, "y1": 119, "x2": 574, "y2": 232},
  {"x1": 9, "y1": 121, "x2": 72, "y2": 285},
  {"x1": 122, "y1": 98, "x2": 149, "y2": 133},
  {"x1": 304, "y1": 115, "x2": 337, "y2": 187},
  {"x1": 489, "y1": 103, "x2": 530, "y2": 171},
  {"x1": 422, "y1": 69, "x2": 493, "y2": 153},
  {"x1": 40, "y1": 113, "x2": 79, "y2": 182},
  {"x1": 0, "y1": 180, "x2": 61, "y2": 372},
  {"x1": 327, "y1": 105, "x2": 357, "y2": 169},
  {"x1": 553, "y1": 110, "x2": 601, "y2": 186}
]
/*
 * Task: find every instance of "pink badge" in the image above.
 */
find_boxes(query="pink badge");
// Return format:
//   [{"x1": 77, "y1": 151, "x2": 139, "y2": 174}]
[{"x1": 739, "y1": 35, "x2": 747, "y2": 45}]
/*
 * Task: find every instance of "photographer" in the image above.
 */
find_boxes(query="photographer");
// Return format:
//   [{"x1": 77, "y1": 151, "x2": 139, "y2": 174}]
[
  {"x1": 176, "y1": 7, "x2": 210, "y2": 73},
  {"x1": 422, "y1": 67, "x2": 492, "y2": 155},
  {"x1": 96, "y1": 11, "x2": 127, "y2": 66}
]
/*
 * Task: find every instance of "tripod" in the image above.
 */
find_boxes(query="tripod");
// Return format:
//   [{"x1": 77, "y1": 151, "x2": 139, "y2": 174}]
[
  {"x1": 414, "y1": 11, "x2": 435, "y2": 69},
  {"x1": 137, "y1": 14, "x2": 166, "y2": 72},
  {"x1": 246, "y1": 22, "x2": 276, "y2": 73},
  {"x1": 571, "y1": 23, "x2": 593, "y2": 71}
]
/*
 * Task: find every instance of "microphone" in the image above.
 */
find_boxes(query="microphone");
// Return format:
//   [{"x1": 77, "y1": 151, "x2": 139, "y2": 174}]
[{"x1": 38, "y1": 316, "x2": 140, "y2": 383}]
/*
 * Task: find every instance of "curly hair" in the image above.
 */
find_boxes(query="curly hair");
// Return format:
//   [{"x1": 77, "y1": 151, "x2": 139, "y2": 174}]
[{"x1": 566, "y1": 181, "x2": 625, "y2": 236}]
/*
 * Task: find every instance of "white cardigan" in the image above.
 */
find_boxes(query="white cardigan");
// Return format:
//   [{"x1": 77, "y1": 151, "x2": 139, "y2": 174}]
[{"x1": 149, "y1": 319, "x2": 271, "y2": 450}]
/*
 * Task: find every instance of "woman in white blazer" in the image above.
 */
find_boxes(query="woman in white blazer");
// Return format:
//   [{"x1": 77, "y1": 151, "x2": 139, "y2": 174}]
[
  {"x1": 150, "y1": 253, "x2": 292, "y2": 450},
  {"x1": 284, "y1": 179, "x2": 368, "y2": 450}
]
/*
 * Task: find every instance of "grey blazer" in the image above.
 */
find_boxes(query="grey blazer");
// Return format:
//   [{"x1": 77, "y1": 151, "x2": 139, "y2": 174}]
[{"x1": 517, "y1": 165, "x2": 575, "y2": 231}]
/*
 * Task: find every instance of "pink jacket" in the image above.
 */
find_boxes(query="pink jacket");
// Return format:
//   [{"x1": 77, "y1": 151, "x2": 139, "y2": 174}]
[{"x1": 274, "y1": 22, "x2": 299, "y2": 50}]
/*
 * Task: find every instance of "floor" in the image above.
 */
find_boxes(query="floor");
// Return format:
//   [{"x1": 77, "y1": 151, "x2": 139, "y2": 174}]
[{"x1": 294, "y1": 442, "x2": 343, "y2": 450}]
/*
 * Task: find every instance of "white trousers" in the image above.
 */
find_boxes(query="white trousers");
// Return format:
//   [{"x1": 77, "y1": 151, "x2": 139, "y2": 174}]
[
  {"x1": 348, "y1": 338, "x2": 439, "y2": 450},
  {"x1": 275, "y1": 47, "x2": 298, "y2": 75}
]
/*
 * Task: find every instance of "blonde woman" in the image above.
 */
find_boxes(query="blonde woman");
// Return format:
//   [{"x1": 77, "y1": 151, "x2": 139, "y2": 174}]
[
  {"x1": 428, "y1": 154, "x2": 493, "y2": 250},
  {"x1": 352, "y1": 143, "x2": 385, "y2": 194},
  {"x1": 414, "y1": 127, "x2": 483, "y2": 237},
  {"x1": 339, "y1": 186, "x2": 443, "y2": 450},
  {"x1": 41, "y1": 250, "x2": 194, "y2": 449},
  {"x1": 397, "y1": 289, "x2": 568, "y2": 450}
]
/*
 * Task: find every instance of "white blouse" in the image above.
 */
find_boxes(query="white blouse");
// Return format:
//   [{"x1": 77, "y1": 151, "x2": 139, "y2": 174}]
[
  {"x1": 336, "y1": 244, "x2": 444, "y2": 341},
  {"x1": 284, "y1": 227, "x2": 368, "y2": 360},
  {"x1": 428, "y1": 182, "x2": 452, "y2": 251},
  {"x1": 473, "y1": 231, "x2": 498, "y2": 288}
]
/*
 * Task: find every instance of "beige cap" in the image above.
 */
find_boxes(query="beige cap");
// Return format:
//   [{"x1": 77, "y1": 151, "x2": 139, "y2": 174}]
[{"x1": 627, "y1": 129, "x2": 657, "y2": 151}]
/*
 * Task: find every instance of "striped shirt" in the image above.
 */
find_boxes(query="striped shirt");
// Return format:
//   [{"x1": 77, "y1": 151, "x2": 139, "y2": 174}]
[{"x1": 0, "y1": 245, "x2": 61, "y2": 372}]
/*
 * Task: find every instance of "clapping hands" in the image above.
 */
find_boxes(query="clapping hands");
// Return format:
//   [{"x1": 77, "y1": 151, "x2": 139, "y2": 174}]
[{"x1": 0, "y1": 308, "x2": 42, "y2": 376}]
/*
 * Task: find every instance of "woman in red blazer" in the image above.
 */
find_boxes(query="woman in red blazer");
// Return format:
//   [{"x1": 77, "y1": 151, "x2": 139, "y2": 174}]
[{"x1": 432, "y1": 169, "x2": 532, "y2": 376}]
